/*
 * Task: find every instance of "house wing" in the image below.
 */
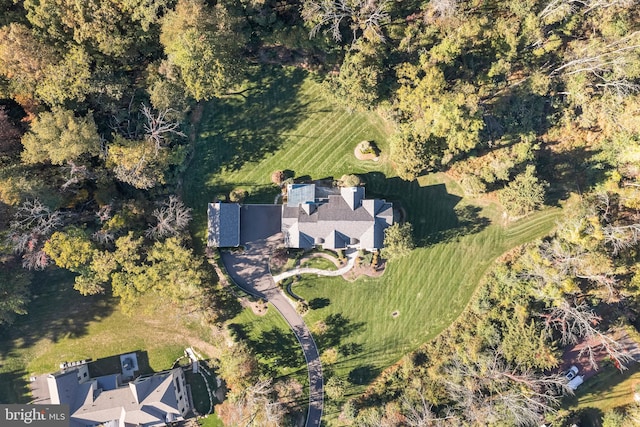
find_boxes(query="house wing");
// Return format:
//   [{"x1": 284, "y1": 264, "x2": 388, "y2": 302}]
[{"x1": 207, "y1": 202, "x2": 240, "y2": 247}]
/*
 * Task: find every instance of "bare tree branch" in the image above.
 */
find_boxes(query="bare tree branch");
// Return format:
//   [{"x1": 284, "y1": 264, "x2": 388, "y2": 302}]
[
  {"x1": 6, "y1": 199, "x2": 63, "y2": 270},
  {"x1": 140, "y1": 103, "x2": 186, "y2": 154},
  {"x1": 302, "y1": 0, "x2": 391, "y2": 43},
  {"x1": 541, "y1": 299, "x2": 634, "y2": 370},
  {"x1": 539, "y1": 0, "x2": 637, "y2": 20},
  {"x1": 146, "y1": 195, "x2": 192, "y2": 239},
  {"x1": 443, "y1": 353, "x2": 570, "y2": 426}
]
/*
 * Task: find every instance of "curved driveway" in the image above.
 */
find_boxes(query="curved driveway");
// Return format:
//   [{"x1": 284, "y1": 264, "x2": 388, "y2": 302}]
[{"x1": 220, "y1": 205, "x2": 323, "y2": 427}]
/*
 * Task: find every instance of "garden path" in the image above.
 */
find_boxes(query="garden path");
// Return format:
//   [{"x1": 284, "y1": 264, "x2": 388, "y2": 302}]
[{"x1": 272, "y1": 250, "x2": 357, "y2": 283}]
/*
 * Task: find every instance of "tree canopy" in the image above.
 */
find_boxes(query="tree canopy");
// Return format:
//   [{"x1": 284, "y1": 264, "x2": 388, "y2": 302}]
[
  {"x1": 160, "y1": 0, "x2": 247, "y2": 100},
  {"x1": 21, "y1": 108, "x2": 101, "y2": 165},
  {"x1": 382, "y1": 222, "x2": 415, "y2": 260}
]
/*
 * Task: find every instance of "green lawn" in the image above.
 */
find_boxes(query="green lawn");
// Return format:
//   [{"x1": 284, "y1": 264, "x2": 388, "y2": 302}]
[
  {"x1": 563, "y1": 364, "x2": 640, "y2": 426},
  {"x1": 183, "y1": 65, "x2": 393, "y2": 248},
  {"x1": 0, "y1": 268, "x2": 216, "y2": 404},
  {"x1": 186, "y1": 368, "x2": 214, "y2": 414},
  {"x1": 300, "y1": 257, "x2": 338, "y2": 271},
  {"x1": 182, "y1": 64, "x2": 561, "y2": 423},
  {"x1": 292, "y1": 193, "x2": 560, "y2": 398},
  {"x1": 228, "y1": 306, "x2": 306, "y2": 381}
]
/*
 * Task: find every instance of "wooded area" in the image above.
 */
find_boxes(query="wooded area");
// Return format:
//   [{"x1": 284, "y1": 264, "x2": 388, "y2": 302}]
[{"x1": 1, "y1": 0, "x2": 639, "y2": 425}]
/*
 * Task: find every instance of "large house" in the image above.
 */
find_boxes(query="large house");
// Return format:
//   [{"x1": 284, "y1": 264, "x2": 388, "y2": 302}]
[
  {"x1": 38, "y1": 356, "x2": 190, "y2": 427},
  {"x1": 208, "y1": 184, "x2": 394, "y2": 251}
]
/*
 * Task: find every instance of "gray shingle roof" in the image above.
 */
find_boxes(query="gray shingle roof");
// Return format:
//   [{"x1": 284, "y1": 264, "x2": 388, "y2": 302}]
[
  {"x1": 282, "y1": 187, "x2": 393, "y2": 250},
  {"x1": 49, "y1": 367, "x2": 187, "y2": 427},
  {"x1": 208, "y1": 202, "x2": 240, "y2": 247}
]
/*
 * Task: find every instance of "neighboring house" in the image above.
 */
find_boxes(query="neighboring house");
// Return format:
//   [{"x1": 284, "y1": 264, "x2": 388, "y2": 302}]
[
  {"x1": 207, "y1": 183, "x2": 394, "y2": 251},
  {"x1": 43, "y1": 362, "x2": 189, "y2": 427}
]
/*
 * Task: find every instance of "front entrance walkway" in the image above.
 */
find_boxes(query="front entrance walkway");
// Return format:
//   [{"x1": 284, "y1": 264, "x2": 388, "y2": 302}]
[{"x1": 272, "y1": 250, "x2": 357, "y2": 283}]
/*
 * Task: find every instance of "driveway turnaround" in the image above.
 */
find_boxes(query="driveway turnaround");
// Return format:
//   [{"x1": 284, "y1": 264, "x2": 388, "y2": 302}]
[{"x1": 221, "y1": 205, "x2": 324, "y2": 427}]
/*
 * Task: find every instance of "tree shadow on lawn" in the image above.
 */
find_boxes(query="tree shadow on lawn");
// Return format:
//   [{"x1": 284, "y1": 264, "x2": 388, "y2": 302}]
[
  {"x1": 0, "y1": 268, "x2": 115, "y2": 360},
  {"x1": 570, "y1": 407, "x2": 604, "y2": 427},
  {"x1": 315, "y1": 313, "x2": 365, "y2": 350},
  {"x1": 227, "y1": 324, "x2": 303, "y2": 372},
  {"x1": 196, "y1": 66, "x2": 310, "y2": 176},
  {"x1": 0, "y1": 368, "x2": 30, "y2": 403},
  {"x1": 347, "y1": 364, "x2": 380, "y2": 386},
  {"x1": 309, "y1": 297, "x2": 330, "y2": 310},
  {"x1": 362, "y1": 172, "x2": 490, "y2": 247}
]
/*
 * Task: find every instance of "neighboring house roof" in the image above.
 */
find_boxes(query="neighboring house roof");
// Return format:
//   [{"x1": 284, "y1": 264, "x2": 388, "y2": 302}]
[
  {"x1": 208, "y1": 202, "x2": 240, "y2": 247},
  {"x1": 48, "y1": 367, "x2": 188, "y2": 427},
  {"x1": 282, "y1": 186, "x2": 393, "y2": 251}
]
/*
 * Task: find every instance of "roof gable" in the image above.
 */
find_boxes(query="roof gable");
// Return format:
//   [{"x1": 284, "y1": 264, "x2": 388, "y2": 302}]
[
  {"x1": 282, "y1": 188, "x2": 393, "y2": 250},
  {"x1": 340, "y1": 186, "x2": 365, "y2": 210}
]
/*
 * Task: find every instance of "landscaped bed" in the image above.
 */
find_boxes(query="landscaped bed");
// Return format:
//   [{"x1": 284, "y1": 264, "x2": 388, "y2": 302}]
[{"x1": 299, "y1": 255, "x2": 339, "y2": 271}]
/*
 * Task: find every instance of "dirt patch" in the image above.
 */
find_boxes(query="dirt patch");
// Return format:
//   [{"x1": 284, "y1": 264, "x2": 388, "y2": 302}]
[
  {"x1": 343, "y1": 260, "x2": 386, "y2": 281},
  {"x1": 354, "y1": 141, "x2": 379, "y2": 161}
]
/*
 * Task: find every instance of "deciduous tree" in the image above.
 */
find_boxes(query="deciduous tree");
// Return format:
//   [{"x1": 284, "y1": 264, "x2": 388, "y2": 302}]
[
  {"x1": 21, "y1": 108, "x2": 100, "y2": 165},
  {"x1": 6, "y1": 199, "x2": 63, "y2": 270},
  {"x1": 146, "y1": 195, "x2": 192, "y2": 239},
  {"x1": 0, "y1": 23, "x2": 56, "y2": 97},
  {"x1": 36, "y1": 46, "x2": 92, "y2": 105},
  {"x1": 107, "y1": 135, "x2": 185, "y2": 189},
  {"x1": 498, "y1": 165, "x2": 547, "y2": 217},
  {"x1": 382, "y1": 222, "x2": 415, "y2": 260},
  {"x1": 302, "y1": 0, "x2": 391, "y2": 43},
  {"x1": 160, "y1": 0, "x2": 247, "y2": 100}
]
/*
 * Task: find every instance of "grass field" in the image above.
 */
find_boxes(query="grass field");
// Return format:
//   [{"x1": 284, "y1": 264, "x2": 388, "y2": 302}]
[
  {"x1": 300, "y1": 257, "x2": 338, "y2": 271},
  {"x1": 0, "y1": 268, "x2": 216, "y2": 404},
  {"x1": 228, "y1": 305, "x2": 306, "y2": 380},
  {"x1": 292, "y1": 194, "x2": 560, "y2": 398},
  {"x1": 182, "y1": 65, "x2": 562, "y2": 423},
  {"x1": 183, "y1": 66, "x2": 393, "y2": 248},
  {"x1": 563, "y1": 364, "x2": 640, "y2": 426}
]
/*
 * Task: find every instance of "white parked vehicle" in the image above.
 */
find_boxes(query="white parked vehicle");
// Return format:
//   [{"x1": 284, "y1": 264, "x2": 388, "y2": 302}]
[
  {"x1": 568, "y1": 375, "x2": 584, "y2": 391},
  {"x1": 565, "y1": 365, "x2": 579, "y2": 381}
]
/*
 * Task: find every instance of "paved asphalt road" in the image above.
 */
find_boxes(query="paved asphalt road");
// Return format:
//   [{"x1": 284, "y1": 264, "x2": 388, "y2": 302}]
[{"x1": 221, "y1": 205, "x2": 324, "y2": 427}]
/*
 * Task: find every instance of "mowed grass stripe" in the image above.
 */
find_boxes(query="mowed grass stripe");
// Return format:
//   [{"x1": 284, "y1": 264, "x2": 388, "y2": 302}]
[
  {"x1": 313, "y1": 121, "x2": 370, "y2": 173},
  {"x1": 286, "y1": 110, "x2": 353, "y2": 169}
]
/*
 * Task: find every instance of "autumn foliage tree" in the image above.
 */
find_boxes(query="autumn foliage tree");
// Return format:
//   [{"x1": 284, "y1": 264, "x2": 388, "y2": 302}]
[
  {"x1": 160, "y1": 0, "x2": 247, "y2": 101},
  {"x1": 382, "y1": 222, "x2": 415, "y2": 260},
  {"x1": 21, "y1": 108, "x2": 101, "y2": 165}
]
